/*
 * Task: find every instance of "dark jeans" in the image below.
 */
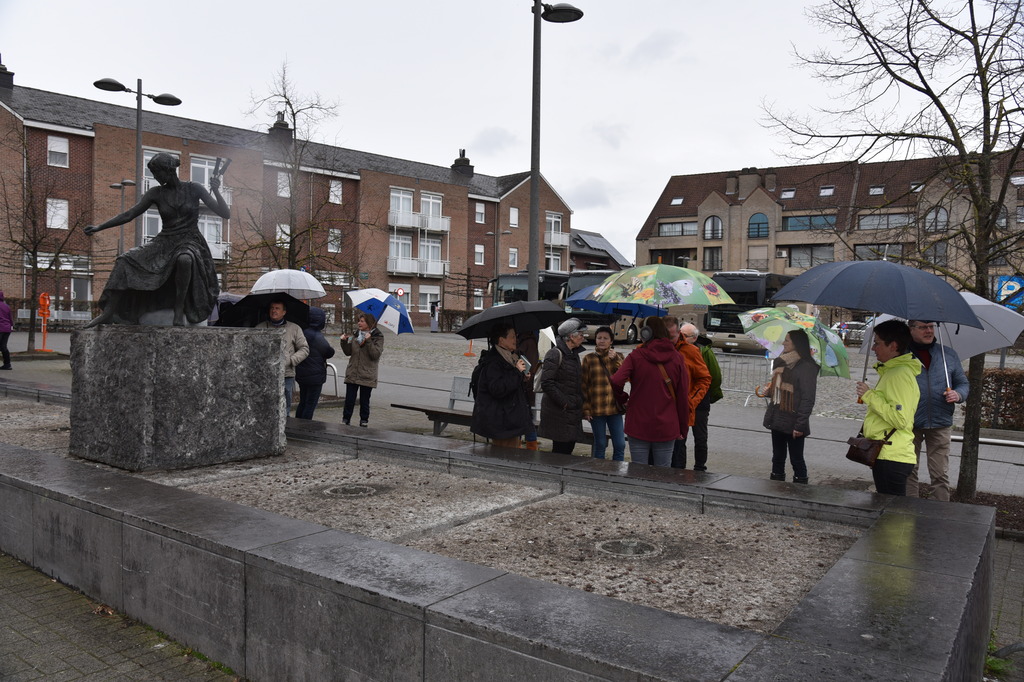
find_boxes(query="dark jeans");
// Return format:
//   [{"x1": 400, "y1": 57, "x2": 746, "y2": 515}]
[
  {"x1": 771, "y1": 429, "x2": 807, "y2": 479},
  {"x1": 873, "y1": 459, "x2": 914, "y2": 496},
  {"x1": 672, "y1": 403, "x2": 710, "y2": 469},
  {"x1": 295, "y1": 382, "x2": 324, "y2": 420},
  {"x1": 550, "y1": 440, "x2": 576, "y2": 454},
  {"x1": 343, "y1": 383, "x2": 373, "y2": 423},
  {"x1": 0, "y1": 331, "x2": 9, "y2": 367}
]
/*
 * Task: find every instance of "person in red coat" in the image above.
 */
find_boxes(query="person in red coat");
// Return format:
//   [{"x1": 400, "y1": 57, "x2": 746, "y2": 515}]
[{"x1": 611, "y1": 317, "x2": 690, "y2": 466}]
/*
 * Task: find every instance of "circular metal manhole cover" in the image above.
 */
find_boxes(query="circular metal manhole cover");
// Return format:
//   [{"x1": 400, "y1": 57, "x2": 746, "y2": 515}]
[
  {"x1": 323, "y1": 484, "x2": 378, "y2": 498},
  {"x1": 595, "y1": 538, "x2": 663, "y2": 559}
]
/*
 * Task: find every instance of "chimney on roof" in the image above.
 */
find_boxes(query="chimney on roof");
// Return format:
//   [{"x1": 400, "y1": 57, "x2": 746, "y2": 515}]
[
  {"x1": 0, "y1": 54, "x2": 13, "y2": 91},
  {"x1": 737, "y1": 167, "x2": 761, "y2": 199},
  {"x1": 765, "y1": 169, "x2": 777, "y2": 192},
  {"x1": 269, "y1": 111, "x2": 293, "y2": 146},
  {"x1": 725, "y1": 174, "x2": 738, "y2": 195},
  {"x1": 452, "y1": 149, "x2": 474, "y2": 177}
]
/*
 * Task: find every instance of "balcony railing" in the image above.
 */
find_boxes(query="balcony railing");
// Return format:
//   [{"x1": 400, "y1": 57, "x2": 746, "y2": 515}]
[
  {"x1": 387, "y1": 257, "x2": 449, "y2": 277},
  {"x1": 544, "y1": 231, "x2": 570, "y2": 247},
  {"x1": 388, "y1": 210, "x2": 450, "y2": 232}
]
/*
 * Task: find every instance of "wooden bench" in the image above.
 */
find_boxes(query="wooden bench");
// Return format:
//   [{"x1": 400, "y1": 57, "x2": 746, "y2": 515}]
[{"x1": 392, "y1": 376, "x2": 596, "y2": 445}]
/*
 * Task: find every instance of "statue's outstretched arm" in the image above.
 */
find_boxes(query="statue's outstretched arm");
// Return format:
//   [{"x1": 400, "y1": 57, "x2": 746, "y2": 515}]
[{"x1": 84, "y1": 190, "x2": 156, "y2": 236}]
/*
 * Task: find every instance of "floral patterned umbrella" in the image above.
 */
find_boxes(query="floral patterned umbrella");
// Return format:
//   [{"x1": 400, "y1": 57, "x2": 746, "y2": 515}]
[
  {"x1": 587, "y1": 265, "x2": 735, "y2": 308},
  {"x1": 739, "y1": 306, "x2": 851, "y2": 378}
]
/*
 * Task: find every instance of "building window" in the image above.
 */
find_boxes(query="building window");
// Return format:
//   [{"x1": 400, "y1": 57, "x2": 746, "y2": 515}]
[
  {"x1": 924, "y1": 207, "x2": 948, "y2": 232},
  {"x1": 780, "y1": 188, "x2": 796, "y2": 199},
  {"x1": 143, "y1": 209, "x2": 161, "y2": 241},
  {"x1": 789, "y1": 245, "x2": 834, "y2": 269},
  {"x1": 781, "y1": 215, "x2": 836, "y2": 231},
  {"x1": 475, "y1": 202, "x2": 486, "y2": 224},
  {"x1": 474, "y1": 244, "x2": 485, "y2": 265},
  {"x1": 47, "y1": 136, "x2": 69, "y2": 167},
  {"x1": 510, "y1": 207, "x2": 519, "y2": 228},
  {"x1": 197, "y1": 214, "x2": 222, "y2": 246},
  {"x1": 703, "y1": 216, "x2": 722, "y2": 240},
  {"x1": 422, "y1": 192, "x2": 443, "y2": 220},
  {"x1": 546, "y1": 212, "x2": 563, "y2": 233},
  {"x1": 420, "y1": 236, "x2": 441, "y2": 263},
  {"x1": 328, "y1": 228, "x2": 342, "y2": 253},
  {"x1": 190, "y1": 156, "x2": 217, "y2": 189},
  {"x1": 869, "y1": 185, "x2": 885, "y2": 196},
  {"x1": 669, "y1": 196, "x2": 684, "y2": 206},
  {"x1": 277, "y1": 171, "x2": 291, "y2": 198},
  {"x1": 911, "y1": 182, "x2": 924, "y2": 193},
  {"x1": 702, "y1": 247, "x2": 722, "y2": 271},
  {"x1": 747, "y1": 213, "x2": 769, "y2": 238},
  {"x1": 275, "y1": 223, "x2": 291, "y2": 246},
  {"x1": 819, "y1": 185, "x2": 835, "y2": 197},
  {"x1": 391, "y1": 188, "x2": 413, "y2": 213},
  {"x1": 659, "y1": 222, "x2": 697, "y2": 237},
  {"x1": 390, "y1": 233, "x2": 412, "y2": 262},
  {"x1": 473, "y1": 289, "x2": 484, "y2": 310},
  {"x1": 855, "y1": 243, "x2": 902, "y2": 260},
  {"x1": 69, "y1": 277, "x2": 91, "y2": 302},
  {"x1": 509, "y1": 247, "x2": 518, "y2": 268},
  {"x1": 389, "y1": 283, "x2": 411, "y2": 308},
  {"x1": 546, "y1": 249, "x2": 562, "y2": 271},
  {"x1": 858, "y1": 213, "x2": 913, "y2": 230},
  {"x1": 747, "y1": 245, "x2": 769, "y2": 270},
  {"x1": 329, "y1": 179, "x2": 343, "y2": 204},
  {"x1": 923, "y1": 241, "x2": 948, "y2": 267},
  {"x1": 46, "y1": 198, "x2": 69, "y2": 230},
  {"x1": 418, "y1": 285, "x2": 440, "y2": 313}
]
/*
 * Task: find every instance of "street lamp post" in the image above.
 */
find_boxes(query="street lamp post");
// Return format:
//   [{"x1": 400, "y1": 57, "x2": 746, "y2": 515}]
[
  {"x1": 486, "y1": 229, "x2": 513, "y2": 305},
  {"x1": 108, "y1": 179, "x2": 136, "y2": 255},
  {"x1": 527, "y1": 1, "x2": 583, "y2": 301},
  {"x1": 94, "y1": 77, "x2": 181, "y2": 248}
]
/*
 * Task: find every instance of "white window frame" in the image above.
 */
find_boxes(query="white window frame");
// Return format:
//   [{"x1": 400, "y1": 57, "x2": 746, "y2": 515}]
[
  {"x1": 143, "y1": 209, "x2": 162, "y2": 242},
  {"x1": 780, "y1": 188, "x2": 796, "y2": 199},
  {"x1": 869, "y1": 185, "x2": 885, "y2": 196},
  {"x1": 390, "y1": 188, "x2": 413, "y2": 213},
  {"x1": 421, "y1": 192, "x2": 443, "y2": 218},
  {"x1": 545, "y1": 248, "x2": 562, "y2": 271},
  {"x1": 190, "y1": 156, "x2": 217, "y2": 189},
  {"x1": 475, "y1": 202, "x2": 486, "y2": 224},
  {"x1": 277, "y1": 171, "x2": 291, "y2": 198},
  {"x1": 420, "y1": 236, "x2": 442, "y2": 262},
  {"x1": 546, "y1": 212, "x2": 563, "y2": 234},
  {"x1": 328, "y1": 228, "x2": 343, "y2": 253},
  {"x1": 473, "y1": 289, "x2": 484, "y2": 310},
  {"x1": 509, "y1": 206, "x2": 519, "y2": 228},
  {"x1": 474, "y1": 244, "x2": 485, "y2": 265},
  {"x1": 418, "y1": 285, "x2": 440, "y2": 313},
  {"x1": 389, "y1": 283, "x2": 411, "y2": 308},
  {"x1": 197, "y1": 214, "x2": 222, "y2": 244},
  {"x1": 670, "y1": 197, "x2": 684, "y2": 206},
  {"x1": 819, "y1": 185, "x2": 835, "y2": 197},
  {"x1": 509, "y1": 247, "x2": 518, "y2": 268},
  {"x1": 46, "y1": 198, "x2": 69, "y2": 230},
  {"x1": 329, "y1": 179, "x2": 343, "y2": 204},
  {"x1": 276, "y1": 223, "x2": 291, "y2": 246},
  {"x1": 47, "y1": 136, "x2": 69, "y2": 168}
]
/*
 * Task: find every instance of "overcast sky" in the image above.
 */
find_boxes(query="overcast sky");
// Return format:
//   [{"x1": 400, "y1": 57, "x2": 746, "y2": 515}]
[{"x1": 0, "y1": 0, "x2": 834, "y2": 262}]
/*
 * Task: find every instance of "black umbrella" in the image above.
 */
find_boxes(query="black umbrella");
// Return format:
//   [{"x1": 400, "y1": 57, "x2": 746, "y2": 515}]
[
  {"x1": 215, "y1": 292, "x2": 310, "y2": 328},
  {"x1": 457, "y1": 300, "x2": 569, "y2": 340},
  {"x1": 773, "y1": 260, "x2": 983, "y2": 329}
]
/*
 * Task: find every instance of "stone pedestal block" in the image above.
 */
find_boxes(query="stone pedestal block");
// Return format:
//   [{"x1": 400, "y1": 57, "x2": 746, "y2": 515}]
[{"x1": 70, "y1": 327, "x2": 286, "y2": 471}]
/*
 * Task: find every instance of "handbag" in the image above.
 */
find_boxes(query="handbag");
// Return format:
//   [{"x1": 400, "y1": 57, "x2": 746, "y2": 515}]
[{"x1": 845, "y1": 427, "x2": 897, "y2": 468}]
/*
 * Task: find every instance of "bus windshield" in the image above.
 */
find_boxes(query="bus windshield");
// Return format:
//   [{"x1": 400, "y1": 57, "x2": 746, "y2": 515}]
[{"x1": 704, "y1": 270, "x2": 795, "y2": 352}]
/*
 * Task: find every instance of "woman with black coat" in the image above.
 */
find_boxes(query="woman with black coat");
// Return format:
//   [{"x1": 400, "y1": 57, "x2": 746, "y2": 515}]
[
  {"x1": 762, "y1": 329, "x2": 818, "y2": 483},
  {"x1": 470, "y1": 322, "x2": 533, "y2": 448},
  {"x1": 294, "y1": 307, "x2": 336, "y2": 420}
]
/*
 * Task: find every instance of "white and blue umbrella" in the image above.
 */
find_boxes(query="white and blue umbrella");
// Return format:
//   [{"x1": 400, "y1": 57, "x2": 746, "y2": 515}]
[{"x1": 346, "y1": 288, "x2": 414, "y2": 334}]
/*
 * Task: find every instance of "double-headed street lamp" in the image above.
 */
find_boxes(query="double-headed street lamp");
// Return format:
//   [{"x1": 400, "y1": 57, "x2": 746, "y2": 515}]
[
  {"x1": 108, "y1": 179, "x2": 135, "y2": 255},
  {"x1": 93, "y1": 77, "x2": 181, "y2": 248},
  {"x1": 527, "y1": 2, "x2": 583, "y2": 302}
]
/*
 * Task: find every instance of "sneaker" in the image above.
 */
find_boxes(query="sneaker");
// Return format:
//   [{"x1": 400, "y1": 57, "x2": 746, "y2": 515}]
[
  {"x1": 342, "y1": 418, "x2": 351, "y2": 425},
  {"x1": 0, "y1": 365, "x2": 11, "y2": 370},
  {"x1": 693, "y1": 465, "x2": 707, "y2": 472},
  {"x1": 359, "y1": 420, "x2": 368, "y2": 427},
  {"x1": 769, "y1": 473, "x2": 786, "y2": 481},
  {"x1": 793, "y1": 477, "x2": 809, "y2": 484}
]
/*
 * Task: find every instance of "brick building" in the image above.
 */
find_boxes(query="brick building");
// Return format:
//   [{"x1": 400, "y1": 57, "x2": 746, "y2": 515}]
[
  {"x1": 0, "y1": 64, "x2": 590, "y2": 328},
  {"x1": 636, "y1": 160, "x2": 1024, "y2": 298}
]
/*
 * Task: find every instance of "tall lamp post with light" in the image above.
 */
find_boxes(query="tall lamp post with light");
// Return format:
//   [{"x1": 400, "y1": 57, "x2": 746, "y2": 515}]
[
  {"x1": 93, "y1": 77, "x2": 181, "y2": 248},
  {"x1": 108, "y1": 179, "x2": 135, "y2": 255},
  {"x1": 527, "y1": 1, "x2": 583, "y2": 301}
]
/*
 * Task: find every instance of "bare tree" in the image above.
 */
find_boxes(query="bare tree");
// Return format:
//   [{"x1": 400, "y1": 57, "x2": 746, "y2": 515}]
[{"x1": 0, "y1": 122, "x2": 90, "y2": 351}]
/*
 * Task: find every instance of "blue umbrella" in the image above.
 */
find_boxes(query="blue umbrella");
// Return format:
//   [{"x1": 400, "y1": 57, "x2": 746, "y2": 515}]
[
  {"x1": 346, "y1": 288, "x2": 414, "y2": 334},
  {"x1": 566, "y1": 285, "x2": 668, "y2": 318}
]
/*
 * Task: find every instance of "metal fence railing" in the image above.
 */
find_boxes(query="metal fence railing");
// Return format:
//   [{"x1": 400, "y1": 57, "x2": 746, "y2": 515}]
[{"x1": 717, "y1": 354, "x2": 774, "y2": 407}]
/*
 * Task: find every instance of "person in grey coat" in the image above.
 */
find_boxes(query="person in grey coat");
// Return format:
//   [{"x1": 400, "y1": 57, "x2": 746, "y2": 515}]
[
  {"x1": 907, "y1": 320, "x2": 969, "y2": 501},
  {"x1": 763, "y1": 329, "x2": 818, "y2": 483},
  {"x1": 539, "y1": 318, "x2": 587, "y2": 454}
]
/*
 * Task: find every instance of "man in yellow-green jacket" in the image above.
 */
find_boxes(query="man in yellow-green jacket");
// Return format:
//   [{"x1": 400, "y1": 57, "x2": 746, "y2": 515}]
[{"x1": 856, "y1": 319, "x2": 922, "y2": 496}]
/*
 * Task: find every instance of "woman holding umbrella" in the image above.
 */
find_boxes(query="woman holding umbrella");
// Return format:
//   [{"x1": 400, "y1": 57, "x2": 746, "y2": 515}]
[
  {"x1": 470, "y1": 322, "x2": 533, "y2": 448},
  {"x1": 340, "y1": 312, "x2": 384, "y2": 427},
  {"x1": 856, "y1": 320, "x2": 923, "y2": 496},
  {"x1": 762, "y1": 329, "x2": 818, "y2": 483}
]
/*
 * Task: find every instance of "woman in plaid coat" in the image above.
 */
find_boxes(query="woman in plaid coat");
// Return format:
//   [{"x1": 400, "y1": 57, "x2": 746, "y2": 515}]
[{"x1": 581, "y1": 326, "x2": 628, "y2": 461}]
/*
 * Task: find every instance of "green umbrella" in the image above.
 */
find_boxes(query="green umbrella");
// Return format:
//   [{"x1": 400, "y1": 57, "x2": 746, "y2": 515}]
[
  {"x1": 590, "y1": 265, "x2": 736, "y2": 308},
  {"x1": 739, "y1": 307, "x2": 851, "y2": 378}
]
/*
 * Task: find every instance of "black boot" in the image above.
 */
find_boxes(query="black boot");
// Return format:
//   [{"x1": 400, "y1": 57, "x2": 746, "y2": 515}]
[
  {"x1": 770, "y1": 473, "x2": 786, "y2": 481},
  {"x1": 793, "y1": 477, "x2": 809, "y2": 484}
]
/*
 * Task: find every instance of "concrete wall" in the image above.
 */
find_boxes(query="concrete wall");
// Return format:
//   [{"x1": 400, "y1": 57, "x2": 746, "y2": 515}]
[{"x1": 0, "y1": 419, "x2": 995, "y2": 681}]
